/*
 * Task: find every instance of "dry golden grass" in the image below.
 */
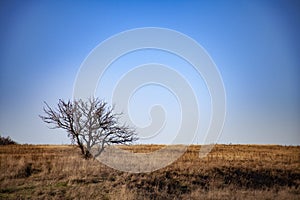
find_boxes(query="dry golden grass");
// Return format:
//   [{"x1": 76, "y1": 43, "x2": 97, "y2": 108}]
[{"x1": 0, "y1": 144, "x2": 299, "y2": 199}]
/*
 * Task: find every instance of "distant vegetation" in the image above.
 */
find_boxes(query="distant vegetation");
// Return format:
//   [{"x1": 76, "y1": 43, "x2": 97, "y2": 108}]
[
  {"x1": 0, "y1": 135, "x2": 17, "y2": 145},
  {"x1": 0, "y1": 144, "x2": 299, "y2": 199}
]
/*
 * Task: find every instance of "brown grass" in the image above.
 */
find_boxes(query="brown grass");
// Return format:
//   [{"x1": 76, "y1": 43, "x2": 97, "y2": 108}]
[{"x1": 0, "y1": 144, "x2": 299, "y2": 199}]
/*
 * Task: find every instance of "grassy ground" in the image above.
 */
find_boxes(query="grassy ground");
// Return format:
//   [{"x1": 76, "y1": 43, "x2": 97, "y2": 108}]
[{"x1": 0, "y1": 144, "x2": 299, "y2": 199}]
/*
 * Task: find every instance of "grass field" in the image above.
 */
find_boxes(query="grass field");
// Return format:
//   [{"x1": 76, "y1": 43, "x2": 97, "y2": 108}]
[{"x1": 0, "y1": 144, "x2": 299, "y2": 199}]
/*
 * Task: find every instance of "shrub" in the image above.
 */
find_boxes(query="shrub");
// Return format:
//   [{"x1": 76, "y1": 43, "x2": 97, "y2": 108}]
[{"x1": 0, "y1": 135, "x2": 17, "y2": 145}]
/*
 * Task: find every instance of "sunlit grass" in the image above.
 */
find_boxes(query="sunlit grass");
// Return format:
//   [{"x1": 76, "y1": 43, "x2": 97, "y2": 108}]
[{"x1": 0, "y1": 144, "x2": 299, "y2": 199}]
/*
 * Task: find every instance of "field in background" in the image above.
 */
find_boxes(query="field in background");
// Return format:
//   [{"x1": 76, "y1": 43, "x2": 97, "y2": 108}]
[{"x1": 0, "y1": 144, "x2": 299, "y2": 199}]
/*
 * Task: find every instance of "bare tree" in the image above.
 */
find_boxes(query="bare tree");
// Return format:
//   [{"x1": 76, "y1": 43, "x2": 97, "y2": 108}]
[{"x1": 40, "y1": 97, "x2": 138, "y2": 159}]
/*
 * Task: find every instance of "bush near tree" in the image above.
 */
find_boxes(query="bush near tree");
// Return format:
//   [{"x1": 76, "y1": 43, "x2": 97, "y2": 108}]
[{"x1": 0, "y1": 135, "x2": 17, "y2": 145}]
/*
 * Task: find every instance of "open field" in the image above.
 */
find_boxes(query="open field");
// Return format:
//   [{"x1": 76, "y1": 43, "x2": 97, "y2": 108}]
[{"x1": 0, "y1": 144, "x2": 299, "y2": 199}]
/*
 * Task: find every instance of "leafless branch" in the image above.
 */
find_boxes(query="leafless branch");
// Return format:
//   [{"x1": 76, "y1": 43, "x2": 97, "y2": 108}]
[{"x1": 40, "y1": 97, "x2": 138, "y2": 159}]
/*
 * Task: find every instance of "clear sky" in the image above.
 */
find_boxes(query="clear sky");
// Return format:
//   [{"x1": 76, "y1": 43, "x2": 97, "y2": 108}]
[{"x1": 0, "y1": 0, "x2": 299, "y2": 145}]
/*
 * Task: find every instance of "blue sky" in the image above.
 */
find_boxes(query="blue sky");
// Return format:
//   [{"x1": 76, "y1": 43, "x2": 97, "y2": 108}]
[{"x1": 0, "y1": 0, "x2": 299, "y2": 144}]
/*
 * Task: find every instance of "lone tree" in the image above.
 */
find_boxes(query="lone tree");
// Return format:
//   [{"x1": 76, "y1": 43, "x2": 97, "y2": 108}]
[{"x1": 40, "y1": 97, "x2": 138, "y2": 159}]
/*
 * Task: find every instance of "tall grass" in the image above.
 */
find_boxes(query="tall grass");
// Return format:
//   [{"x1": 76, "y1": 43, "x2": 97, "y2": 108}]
[{"x1": 0, "y1": 144, "x2": 299, "y2": 199}]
